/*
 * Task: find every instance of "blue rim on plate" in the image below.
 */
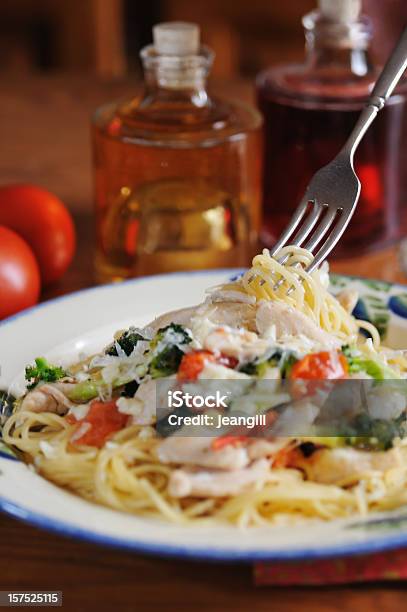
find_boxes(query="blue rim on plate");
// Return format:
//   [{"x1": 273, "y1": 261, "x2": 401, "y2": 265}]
[
  {"x1": 2, "y1": 269, "x2": 407, "y2": 562},
  {"x1": 4, "y1": 493, "x2": 407, "y2": 562}
]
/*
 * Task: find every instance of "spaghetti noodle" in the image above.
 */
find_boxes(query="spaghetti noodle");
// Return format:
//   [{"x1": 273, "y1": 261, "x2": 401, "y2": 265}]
[{"x1": 3, "y1": 247, "x2": 407, "y2": 526}]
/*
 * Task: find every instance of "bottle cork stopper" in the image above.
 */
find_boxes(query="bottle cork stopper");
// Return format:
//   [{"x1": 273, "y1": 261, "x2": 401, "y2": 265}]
[
  {"x1": 153, "y1": 22, "x2": 200, "y2": 55},
  {"x1": 318, "y1": 0, "x2": 362, "y2": 22}
]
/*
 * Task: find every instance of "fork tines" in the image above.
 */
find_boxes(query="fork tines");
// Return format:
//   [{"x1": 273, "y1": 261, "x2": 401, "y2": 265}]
[{"x1": 247, "y1": 199, "x2": 347, "y2": 287}]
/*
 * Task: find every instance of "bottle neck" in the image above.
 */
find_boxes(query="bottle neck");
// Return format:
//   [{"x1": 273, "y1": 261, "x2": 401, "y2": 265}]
[
  {"x1": 140, "y1": 45, "x2": 213, "y2": 108},
  {"x1": 302, "y1": 10, "x2": 373, "y2": 77}
]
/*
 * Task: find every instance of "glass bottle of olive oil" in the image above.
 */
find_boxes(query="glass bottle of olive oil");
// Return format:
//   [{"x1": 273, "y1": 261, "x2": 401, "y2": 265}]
[{"x1": 92, "y1": 22, "x2": 262, "y2": 282}]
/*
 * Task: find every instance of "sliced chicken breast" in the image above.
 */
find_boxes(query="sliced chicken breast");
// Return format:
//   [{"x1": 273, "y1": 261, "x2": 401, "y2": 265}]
[
  {"x1": 295, "y1": 447, "x2": 403, "y2": 485},
  {"x1": 21, "y1": 383, "x2": 76, "y2": 414},
  {"x1": 156, "y1": 435, "x2": 249, "y2": 470},
  {"x1": 149, "y1": 306, "x2": 198, "y2": 334},
  {"x1": 256, "y1": 301, "x2": 341, "y2": 349},
  {"x1": 168, "y1": 458, "x2": 270, "y2": 497}
]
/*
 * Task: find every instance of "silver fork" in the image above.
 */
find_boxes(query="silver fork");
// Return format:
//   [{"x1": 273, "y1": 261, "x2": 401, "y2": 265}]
[{"x1": 267, "y1": 27, "x2": 407, "y2": 276}]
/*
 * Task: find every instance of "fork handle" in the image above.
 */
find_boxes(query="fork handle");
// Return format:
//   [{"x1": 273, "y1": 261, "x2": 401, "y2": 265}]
[{"x1": 342, "y1": 27, "x2": 407, "y2": 158}]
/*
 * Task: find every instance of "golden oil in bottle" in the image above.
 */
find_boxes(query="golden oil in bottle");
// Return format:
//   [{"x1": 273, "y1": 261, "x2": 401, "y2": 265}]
[{"x1": 92, "y1": 22, "x2": 262, "y2": 281}]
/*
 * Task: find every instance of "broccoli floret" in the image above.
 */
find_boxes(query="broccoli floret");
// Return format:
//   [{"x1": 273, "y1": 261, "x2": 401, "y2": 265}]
[
  {"x1": 279, "y1": 352, "x2": 298, "y2": 377},
  {"x1": 342, "y1": 346, "x2": 400, "y2": 380},
  {"x1": 155, "y1": 405, "x2": 193, "y2": 437},
  {"x1": 152, "y1": 324, "x2": 192, "y2": 348},
  {"x1": 106, "y1": 327, "x2": 146, "y2": 357},
  {"x1": 239, "y1": 349, "x2": 297, "y2": 378},
  {"x1": 238, "y1": 360, "x2": 258, "y2": 375},
  {"x1": 121, "y1": 380, "x2": 139, "y2": 398},
  {"x1": 66, "y1": 381, "x2": 100, "y2": 402},
  {"x1": 149, "y1": 346, "x2": 184, "y2": 378},
  {"x1": 149, "y1": 324, "x2": 192, "y2": 379},
  {"x1": 66, "y1": 374, "x2": 138, "y2": 403},
  {"x1": 343, "y1": 412, "x2": 407, "y2": 450},
  {"x1": 25, "y1": 358, "x2": 66, "y2": 390}
]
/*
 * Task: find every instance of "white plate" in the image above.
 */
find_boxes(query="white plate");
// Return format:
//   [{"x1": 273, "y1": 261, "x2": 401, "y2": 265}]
[{"x1": 2, "y1": 270, "x2": 407, "y2": 562}]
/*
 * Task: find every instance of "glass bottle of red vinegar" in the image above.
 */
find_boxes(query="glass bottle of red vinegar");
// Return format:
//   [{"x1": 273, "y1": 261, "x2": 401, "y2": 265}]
[{"x1": 257, "y1": 0, "x2": 407, "y2": 256}]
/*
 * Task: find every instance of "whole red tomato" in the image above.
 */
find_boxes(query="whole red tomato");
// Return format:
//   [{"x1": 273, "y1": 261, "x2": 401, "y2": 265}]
[
  {"x1": 0, "y1": 226, "x2": 41, "y2": 319},
  {"x1": 0, "y1": 184, "x2": 76, "y2": 285}
]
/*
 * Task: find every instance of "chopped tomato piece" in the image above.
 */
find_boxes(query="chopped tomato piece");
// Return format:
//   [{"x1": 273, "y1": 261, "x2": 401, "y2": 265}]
[
  {"x1": 273, "y1": 445, "x2": 301, "y2": 468},
  {"x1": 211, "y1": 435, "x2": 249, "y2": 451},
  {"x1": 211, "y1": 411, "x2": 277, "y2": 448},
  {"x1": 177, "y1": 350, "x2": 216, "y2": 381},
  {"x1": 290, "y1": 350, "x2": 348, "y2": 398},
  {"x1": 70, "y1": 400, "x2": 128, "y2": 448},
  {"x1": 291, "y1": 351, "x2": 348, "y2": 380},
  {"x1": 177, "y1": 350, "x2": 238, "y2": 381},
  {"x1": 217, "y1": 354, "x2": 239, "y2": 369}
]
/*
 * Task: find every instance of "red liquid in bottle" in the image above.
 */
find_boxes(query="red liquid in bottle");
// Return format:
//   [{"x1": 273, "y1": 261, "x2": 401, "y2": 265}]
[
  {"x1": 257, "y1": 10, "x2": 407, "y2": 257},
  {"x1": 258, "y1": 88, "x2": 407, "y2": 255}
]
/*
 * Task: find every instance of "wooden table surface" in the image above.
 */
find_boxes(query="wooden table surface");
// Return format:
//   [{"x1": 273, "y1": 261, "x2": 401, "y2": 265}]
[{"x1": 1, "y1": 75, "x2": 407, "y2": 611}]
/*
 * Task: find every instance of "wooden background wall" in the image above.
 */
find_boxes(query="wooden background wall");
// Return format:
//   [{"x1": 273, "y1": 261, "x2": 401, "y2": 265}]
[{"x1": 0, "y1": 0, "x2": 405, "y2": 78}]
